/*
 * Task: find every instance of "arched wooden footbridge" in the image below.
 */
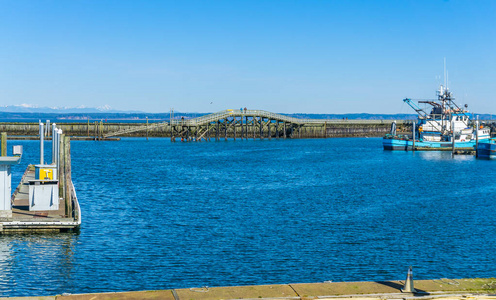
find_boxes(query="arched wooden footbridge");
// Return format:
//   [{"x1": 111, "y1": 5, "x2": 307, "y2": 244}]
[{"x1": 103, "y1": 109, "x2": 404, "y2": 141}]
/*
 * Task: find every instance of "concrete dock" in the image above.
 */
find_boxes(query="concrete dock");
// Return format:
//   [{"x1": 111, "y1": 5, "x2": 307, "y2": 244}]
[{"x1": 2, "y1": 277, "x2": 496, "y2": 300}]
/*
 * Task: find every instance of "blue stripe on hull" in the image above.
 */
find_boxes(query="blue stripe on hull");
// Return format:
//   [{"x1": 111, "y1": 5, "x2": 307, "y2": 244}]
[
  {"x1": 382, "y1": 138, "x2": 411, "y2": 150},
  {"x1": 383, "y1": 137, "x2": 476, "y2": 151}
]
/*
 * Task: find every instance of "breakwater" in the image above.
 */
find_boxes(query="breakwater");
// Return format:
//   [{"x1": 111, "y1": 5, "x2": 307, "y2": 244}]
[{"x1": 0, "y1": 117, "x2": 412, "y2": 140}]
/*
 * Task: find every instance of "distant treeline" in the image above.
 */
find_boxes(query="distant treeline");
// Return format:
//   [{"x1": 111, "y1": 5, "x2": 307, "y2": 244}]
[{"x1": 0, "y1": 111, "x2": 494, "y2": 122}]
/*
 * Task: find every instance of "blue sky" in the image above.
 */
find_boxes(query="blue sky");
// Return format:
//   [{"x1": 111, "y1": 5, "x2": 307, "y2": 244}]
[{"x1": 0, "y1": 0, "x2": 495, "y2": 114}]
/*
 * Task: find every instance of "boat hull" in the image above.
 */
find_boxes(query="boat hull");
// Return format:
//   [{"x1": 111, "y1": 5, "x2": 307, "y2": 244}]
[
  {"x1": 477, "y1": 140, "x2": 496, "y2": 159},
  {"x1": 383, "y1": 137, "x2": 478, "y2": 151},
  {"x1": 383, "y1": 138, "x2": 412, "y2": 150}
]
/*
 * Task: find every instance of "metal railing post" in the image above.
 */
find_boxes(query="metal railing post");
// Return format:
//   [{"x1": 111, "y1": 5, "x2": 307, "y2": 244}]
[
  {"x1": 52, "y1": 123, "x2": 57, "y2": 164},
  {"x1": 39, "y1": 122, "x2": 44, "y2": 164}
]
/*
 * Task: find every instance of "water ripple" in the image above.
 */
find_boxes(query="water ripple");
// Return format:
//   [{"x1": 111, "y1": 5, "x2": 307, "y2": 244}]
[{"x1": 2, "y1": 137, "x2": 496, "y2": 297}]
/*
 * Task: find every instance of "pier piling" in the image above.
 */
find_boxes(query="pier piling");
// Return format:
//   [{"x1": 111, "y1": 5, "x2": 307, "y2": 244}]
[
  {"x1": 412, "y1": 122, "x2": 416, "y2": 151},
  {"x1": 146, "y1": 117, "x2": 149, "y2": 141},
  {"x1": 1, "y1": 132, "x2": 6, "y2": 156},
  {"x1": 476, "y1": 118, "x2": 479, "y2": 158},
  {"x1": 39, "y1": 122, "x2": 44, "y2": 164},
  {"x1": 64, "y1": 136, "x2": 72, "y2": 217}
]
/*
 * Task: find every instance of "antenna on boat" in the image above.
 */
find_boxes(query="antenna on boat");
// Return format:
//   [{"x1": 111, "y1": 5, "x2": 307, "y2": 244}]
[
  {"x1": 444, "y1": 57, "x2": 447, "y2": 90},
  {"x1": 447, "y1": 70, "x2": 449, "y2": 91}
]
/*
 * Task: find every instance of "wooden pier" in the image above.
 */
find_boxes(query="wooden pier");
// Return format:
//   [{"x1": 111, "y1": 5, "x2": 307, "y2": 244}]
[
  {"x1": 0, "y1": 134, "x2": 81, "y2": 233},
  {"x1": 103, "y1": 109, "x2": 410, "y2": 140}
]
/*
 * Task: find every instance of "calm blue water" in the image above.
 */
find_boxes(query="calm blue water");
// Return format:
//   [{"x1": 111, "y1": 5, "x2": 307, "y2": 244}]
[{"x1": 1, "y1": 137, "x2": 496, "y2": 297}]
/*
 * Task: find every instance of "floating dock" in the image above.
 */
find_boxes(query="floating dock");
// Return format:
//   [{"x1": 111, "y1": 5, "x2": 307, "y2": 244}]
[
  {"x1": 5, "y1": 165, "x2": 81, "y2": 233},
  {"x1": 4, "y1": 277, "x2": 496, "y2": 300},
  {"x1": 0, "y1": 125, "x2": 81, "y2": 234}
]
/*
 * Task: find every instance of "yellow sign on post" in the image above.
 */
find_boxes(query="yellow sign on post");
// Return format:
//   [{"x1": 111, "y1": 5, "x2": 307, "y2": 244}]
[
  {"x1": 35, "y1": 165, "x2": 57, "y2": 181},
  {"x1": 39, "y1": 168, "x2": 54, "y2": 180}
]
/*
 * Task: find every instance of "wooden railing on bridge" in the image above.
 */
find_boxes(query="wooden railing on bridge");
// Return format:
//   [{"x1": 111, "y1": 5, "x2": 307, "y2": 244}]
[{"x1": 103, "y1": 109, "x2": 408, "y2": 138}]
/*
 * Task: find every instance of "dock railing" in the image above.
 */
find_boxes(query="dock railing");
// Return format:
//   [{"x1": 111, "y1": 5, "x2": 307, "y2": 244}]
[
  {"x1": 171, "y1": 109, "x2": 410, "y2": 125},
  {"x1": 71, "y1": 180, "x2": 81, "y2": 226}
]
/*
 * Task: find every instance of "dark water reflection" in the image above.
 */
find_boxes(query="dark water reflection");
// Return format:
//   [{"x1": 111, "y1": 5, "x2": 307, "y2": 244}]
[
  {"x1": 0, "y1": 234, "x2": 78, "y2": 295},
  {"x1": 2, "y1": 137, "x2": 496, "y2": 297}
]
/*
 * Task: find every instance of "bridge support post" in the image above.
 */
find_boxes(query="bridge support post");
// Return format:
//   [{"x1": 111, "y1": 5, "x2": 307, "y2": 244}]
[
  {"x1": 259, "y1": 116, "x2": 263, "y2": 140},
  {"x1": 253, "y1": 117, "x2": 256, "y2": 140},
  {"x1": 216, "y1": 121, "x2": 219, "y2": 141},
  {"x1": 94, "y1": 121, "x2": 98, "y2": 141},
  {"x1": 268, "y1": 119, "x2": 271, "y2": 140},
  {"x1": 224, "y1": 119, "x2": 228, "y2": 141},
  {"x1": 240, "y1": 117, "x2": 243, "y2": 140},
  {"x1": 234, "y1": 118, "x2": 237, "y2": 141},
  {"x1": 207, "y1": 123, "x2": 210, "y2": 141},
  {"x1": 284, "y1": 122, "x2": 287, "y2": 139}
]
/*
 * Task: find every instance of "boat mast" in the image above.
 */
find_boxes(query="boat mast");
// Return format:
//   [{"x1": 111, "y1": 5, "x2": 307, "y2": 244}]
[
  {"x1": 444, "y1": 57, "x2": 448, "y2": 87},
  {"x1": 444, "y1": 58, "x2": 448, "y2": 135}
]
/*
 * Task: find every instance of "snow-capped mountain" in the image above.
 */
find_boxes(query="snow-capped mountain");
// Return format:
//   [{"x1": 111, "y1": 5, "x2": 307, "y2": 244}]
[{"x1": 0, "y1": 104, "x2": 143, "y2": 114}]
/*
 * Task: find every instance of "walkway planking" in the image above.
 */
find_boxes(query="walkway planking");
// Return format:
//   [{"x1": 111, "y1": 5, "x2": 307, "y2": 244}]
[{"x1": 11, "y1": 165, "x2": 68, "y2": 220}]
